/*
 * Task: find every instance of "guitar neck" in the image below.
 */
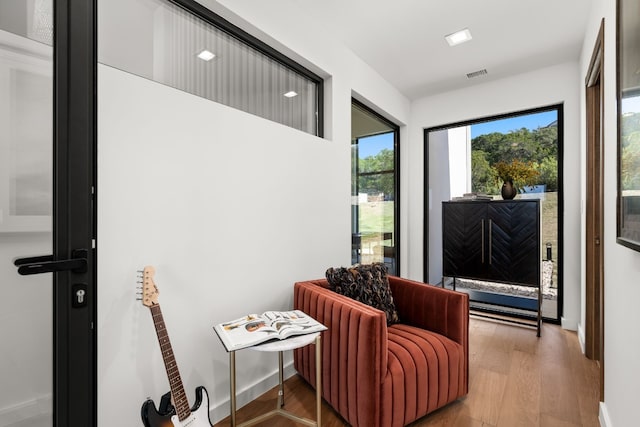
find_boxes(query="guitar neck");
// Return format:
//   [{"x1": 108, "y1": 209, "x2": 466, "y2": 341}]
[{"x1": 150, "y1": 304, "x2": 191, "y2": 421}]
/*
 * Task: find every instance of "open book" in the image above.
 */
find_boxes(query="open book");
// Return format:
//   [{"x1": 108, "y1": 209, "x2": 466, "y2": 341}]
[{"x1": 214, "y1": 310, "x2": 327, "y2": 351}]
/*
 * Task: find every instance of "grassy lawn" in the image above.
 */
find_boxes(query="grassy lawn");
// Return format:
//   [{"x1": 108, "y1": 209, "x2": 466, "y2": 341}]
[{"x1": 358, "y1": 201, "x2": 395, "y2": 235}]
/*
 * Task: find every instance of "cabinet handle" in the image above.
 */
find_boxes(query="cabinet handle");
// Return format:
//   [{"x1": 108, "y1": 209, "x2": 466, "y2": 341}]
[
  {"x1": 489, "y1": 219, "x2": 493, "y2": 265},
  {"x1": 481, "y1": 219, "x2": 485, "y2": 263}
]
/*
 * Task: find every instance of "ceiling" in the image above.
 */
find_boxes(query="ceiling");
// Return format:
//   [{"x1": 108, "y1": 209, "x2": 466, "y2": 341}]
[{"x1": 290, "y1": 0, "x2": 594, "y2": 100}]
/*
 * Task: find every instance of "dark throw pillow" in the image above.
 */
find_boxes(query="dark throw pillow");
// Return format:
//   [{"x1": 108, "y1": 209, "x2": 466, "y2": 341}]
[{"x1": 325, "y1": 263, "x2": 400, "y2": 325}]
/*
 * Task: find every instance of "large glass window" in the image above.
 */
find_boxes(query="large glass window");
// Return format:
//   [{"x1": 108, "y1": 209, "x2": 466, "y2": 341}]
[
  {"x1": 98, "y1": 0, "x2": 323, "y2": 136},
  {"x1": 426, "y1": 105, "x2": 562, "y2": 322},
  {"x1": 351, "y1": 100, "x2": 399, "y2": 274}
]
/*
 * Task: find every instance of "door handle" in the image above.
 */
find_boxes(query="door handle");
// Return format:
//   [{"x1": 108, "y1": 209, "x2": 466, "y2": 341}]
[
  {"x1": 488, "y1": 220, "x2": 493, "y2": 265},
  {"x1": 13, "y1": 249, "x2": 88, "y2": 275},
  {"x1": 481, "y1": 219, "x2": 485, "y2": 263}
]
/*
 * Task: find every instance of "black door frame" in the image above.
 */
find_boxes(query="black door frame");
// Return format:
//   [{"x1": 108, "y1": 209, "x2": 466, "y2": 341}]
[{"x1": 53, "y1": 0, "x2": 97, "y2": 425}]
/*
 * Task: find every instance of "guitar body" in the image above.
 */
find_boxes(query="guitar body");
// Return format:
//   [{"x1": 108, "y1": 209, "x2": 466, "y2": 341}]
[{"x1": 141, "y1": 386, "x2": 212, "y2": 427}]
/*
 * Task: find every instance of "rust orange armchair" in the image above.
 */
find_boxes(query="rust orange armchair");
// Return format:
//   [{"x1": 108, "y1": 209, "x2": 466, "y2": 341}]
[{"x1": 293, "y1": 276, "x2": 469, "y2": 427}]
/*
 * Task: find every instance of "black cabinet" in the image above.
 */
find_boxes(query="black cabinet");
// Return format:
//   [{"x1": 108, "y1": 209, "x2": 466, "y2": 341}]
[{"x1": 442, "y1": 199, "x2": 541, "y2": 334}]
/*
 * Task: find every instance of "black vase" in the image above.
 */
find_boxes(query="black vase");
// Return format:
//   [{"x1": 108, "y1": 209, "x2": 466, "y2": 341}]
[{"x1": 501, "y1": 179, "x2": 517, "y2": 200}]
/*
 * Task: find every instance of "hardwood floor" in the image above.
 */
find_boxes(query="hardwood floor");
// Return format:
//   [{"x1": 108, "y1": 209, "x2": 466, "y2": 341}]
[{"x1": 214, "y1": 317, "x2": 601, "y2": 427}]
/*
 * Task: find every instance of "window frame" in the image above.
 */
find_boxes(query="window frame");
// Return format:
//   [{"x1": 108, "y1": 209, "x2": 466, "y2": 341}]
[
  {"x1": 168, "y1": 0, "x2": 324, "y2": 137},
  {"x1": 351, "y1": 98, "x2": 400, "y2": 275}
]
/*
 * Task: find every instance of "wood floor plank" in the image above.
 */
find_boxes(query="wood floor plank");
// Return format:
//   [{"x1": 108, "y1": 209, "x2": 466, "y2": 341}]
[
  {"x1": 539, "y1": 413, "x2": 583, "y2": 427},
  {"x1": 213, "y1": 319, "x2": 600, "y2": 427},
  {"x1": 464, "y1": 368, "x2": 507, "y2": 425},
  {"x1": 540, "y1": 352, "x2": 582, "y2": 424},
  {"x1": 496, "y1": 350, "x2": 541, "y2": 427}
]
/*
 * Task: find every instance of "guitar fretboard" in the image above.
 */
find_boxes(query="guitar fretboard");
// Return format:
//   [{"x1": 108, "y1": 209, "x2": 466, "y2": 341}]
[{"x1": 150, "y1": 304, "x2": 191, "y2": 421}]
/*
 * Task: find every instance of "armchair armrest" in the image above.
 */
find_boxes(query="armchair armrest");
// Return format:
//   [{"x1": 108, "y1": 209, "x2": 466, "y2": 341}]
[
  {"x1": 293, "y1": 280, "x2": 387, "y2": 426},
  {"x1": 388, "y1": 276, "x2": 469, "y2": 349}
]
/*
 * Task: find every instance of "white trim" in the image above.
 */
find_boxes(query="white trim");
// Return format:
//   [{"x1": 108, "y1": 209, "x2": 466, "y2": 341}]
[
  {"x1": 599, "y1": 402, "x2": 612, "y2": 427},
  {"x1": 578, "y1": 322, "x2": 586, "y2": 354},
  {"x1": 209, "y1": 361, "x2": 297, "y2": 424},
  {"x1": 0, "y1": 394, "x2": 51, "y2": 426},
  {"x1": 561, "y1": 316, "x2": 578, "y2": 331}
]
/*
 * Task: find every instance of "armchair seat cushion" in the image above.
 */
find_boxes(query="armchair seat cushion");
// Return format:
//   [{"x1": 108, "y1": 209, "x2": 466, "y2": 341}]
[{"x1": 384, "y1": 325, "x2": 465, "y2": 426}]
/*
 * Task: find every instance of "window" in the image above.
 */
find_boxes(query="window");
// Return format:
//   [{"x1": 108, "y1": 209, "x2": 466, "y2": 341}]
[
  {"x1": 425, "y1": 105, "x2": 563, "y2": 322},
  {"x1": 351, "y1": 100, "x2": 399, "y2": 274},
  {"x1": 98, "y1": 0, "x2": 323, "y2": 136}
]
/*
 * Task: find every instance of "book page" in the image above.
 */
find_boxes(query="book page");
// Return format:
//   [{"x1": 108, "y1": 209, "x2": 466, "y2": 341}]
[{"x1": 214, "y1": 310, "x2": 326, "y2": 351}]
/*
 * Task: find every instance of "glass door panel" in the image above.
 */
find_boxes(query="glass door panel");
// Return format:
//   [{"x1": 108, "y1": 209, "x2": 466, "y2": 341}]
[
  {"x1": 0, "y1": 1, "x2": 53, "y2": 426},
  {"x1": 353, "y1": 133, "x2": 396, "y2": 271}
]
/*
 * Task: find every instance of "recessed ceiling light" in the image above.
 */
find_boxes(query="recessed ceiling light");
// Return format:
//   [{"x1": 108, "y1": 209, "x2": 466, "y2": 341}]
[
  {"x1": 284, "y1": 91, "x2": 298, "y2": 98},
  {"x1": 197, "y1": 49, "x2": 215, "y2": 61},
  {"x1": 445, "y1": 28, "x2": 472, "y2": 46}
]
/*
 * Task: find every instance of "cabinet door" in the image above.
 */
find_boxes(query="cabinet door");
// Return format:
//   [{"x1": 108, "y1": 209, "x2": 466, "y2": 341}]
[
  {"x1": 443, "y1": 203, "x2": 486, "y2": 279},
  {"x1": 487, "y1": 201, "x2": 539, "y2": 285}
]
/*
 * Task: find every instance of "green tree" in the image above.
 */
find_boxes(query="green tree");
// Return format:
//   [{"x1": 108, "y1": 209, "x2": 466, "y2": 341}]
[
  {"x1": 359, "y1": 149, "x2": 394, "y2": 173},
  {"x1": 536, "y1": 156, "x2": 558, "y2": 191},
  {"x1": 357, "y1": 149, "x2": 395, "y2": 197},
  {"x1": 471, "y1": 123, "x2": 558, "y2": 192},
  {"x1": 471, "y1": 150, "x2": 499, "y2": 194}
]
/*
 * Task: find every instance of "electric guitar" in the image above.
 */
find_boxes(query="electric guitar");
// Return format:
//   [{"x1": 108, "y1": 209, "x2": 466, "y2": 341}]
[{"x1": 138, "y1": 266, "x2": 213, "y2": 427}]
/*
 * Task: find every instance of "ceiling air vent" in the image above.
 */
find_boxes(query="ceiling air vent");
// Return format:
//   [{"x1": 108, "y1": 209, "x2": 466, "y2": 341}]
[{"x1": 466, "y1": 69, "x2": 488, "y2": 79}]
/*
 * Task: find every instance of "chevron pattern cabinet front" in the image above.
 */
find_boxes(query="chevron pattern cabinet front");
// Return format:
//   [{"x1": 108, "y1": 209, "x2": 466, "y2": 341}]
[{"x1": 442, "y1": 200, "x2": 540, "y2": 287}]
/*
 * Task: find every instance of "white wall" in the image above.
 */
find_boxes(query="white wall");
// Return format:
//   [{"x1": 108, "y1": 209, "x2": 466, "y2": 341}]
[
  {"x1": 0, "y1": 233, "x2": 51, "y2": 423},
  {"x1": 579, "y1": 1, "x2": 640, "y2": 426},
  {"x1": 407, "y1": 62, "x2": 582, "y2": 330},
  {"x1": 447, "y1": 127, "x2": 471, "y2": 199},
  {"x1": 97, "y1": 2, "x2": 410, "y2": 425},
  {"x1": 427, "y1": 130, "x2": 449, "y2": 284},
  {"x1": 426, "y1": 127, "x2": 471, "y2": 284}
]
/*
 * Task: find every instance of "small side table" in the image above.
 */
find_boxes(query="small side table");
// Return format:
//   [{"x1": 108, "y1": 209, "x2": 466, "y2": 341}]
[{"x1": 228, "y1": 332, "x2": 322, "y2": 427}]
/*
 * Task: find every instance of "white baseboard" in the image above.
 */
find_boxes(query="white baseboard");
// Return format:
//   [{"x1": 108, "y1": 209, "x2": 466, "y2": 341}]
[
  {"x1": 577, "y1": 323, "x2": 586, "y2": 354},
  {"x1": 0, "y1": 394, "x2": 51, "y2": 427},
  {"x1": 209, "y1": 361, "x2": 297, "y2": 424},
  {"x1": 561, "y1": 316, "x2": 578, "y2": 331},
  {"x1": 599, "y1": 401, "x2": 612, "y2": 427}
]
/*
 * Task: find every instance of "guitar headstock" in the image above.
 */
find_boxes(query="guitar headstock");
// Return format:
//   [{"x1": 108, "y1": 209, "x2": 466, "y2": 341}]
[{"x1": 138, "y1": 265, "x2": 159, "y2": 308}]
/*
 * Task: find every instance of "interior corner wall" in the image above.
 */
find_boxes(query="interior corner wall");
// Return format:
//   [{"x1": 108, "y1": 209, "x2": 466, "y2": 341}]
[
  {"x1": 579, "y1": 1, "x2": 640, "y2": 426},
  {"x1": 427, "y1": 129, "x2": 450, "y2": 284},
  {"x1": 407, "y1": 62, "x2": 582, "y2": 331},
  {"x1": 447, "y1": 127, "x2": 471, "y2": 198},
  {"x1": 97, "y1": 1, "x2": 410, "y2": 425}
]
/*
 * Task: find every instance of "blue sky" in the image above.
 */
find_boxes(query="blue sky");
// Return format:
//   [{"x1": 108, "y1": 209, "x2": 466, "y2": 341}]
[
  {"x1": 357, "y1": 110, "x2": 559, "y2": 159},
  {"x1": 471, "y1": 110, "x2": 558, "y2": 138},
  {"x1": 622, "y1": 95, "x2": 640, "y2": 114},
  {"x1": 357, "y1": 132, "x2": 394, "y2": 158}
]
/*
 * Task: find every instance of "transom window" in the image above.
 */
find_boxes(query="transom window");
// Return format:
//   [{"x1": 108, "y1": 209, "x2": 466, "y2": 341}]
[{"x1": 99, "y1": 0, "x2": 323, "y2": 136}]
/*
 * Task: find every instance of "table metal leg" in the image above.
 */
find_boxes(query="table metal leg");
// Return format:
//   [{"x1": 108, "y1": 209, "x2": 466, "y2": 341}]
[
  {"x1": 230, "y1": 351, "x2": 237, "y2": 427},
  {"x1": 278, "y1": 351, "x2": 284, "y2": 408},
  {"x1": 227, "y1": 335, "x2": 321, "y2": 427},
  {"x1": 315, "y1": 334, "x2": 322, "y2": 427}
]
